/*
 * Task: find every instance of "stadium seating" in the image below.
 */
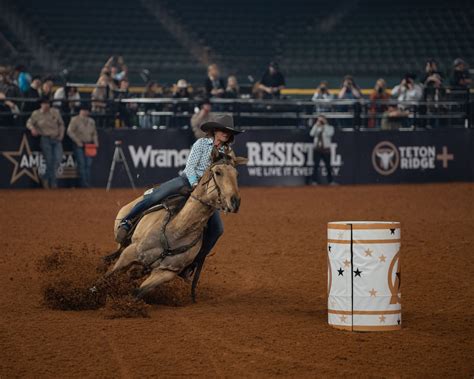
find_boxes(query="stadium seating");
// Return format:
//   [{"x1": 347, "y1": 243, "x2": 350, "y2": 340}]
[{"x1": 2, "y1": 0, "x2": 473, "y2": 87}]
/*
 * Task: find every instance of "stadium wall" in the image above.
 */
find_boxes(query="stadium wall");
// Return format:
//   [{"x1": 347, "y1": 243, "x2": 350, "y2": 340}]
[{"x1": 0, "y1": 128, "x2": 472, "y2": 188}]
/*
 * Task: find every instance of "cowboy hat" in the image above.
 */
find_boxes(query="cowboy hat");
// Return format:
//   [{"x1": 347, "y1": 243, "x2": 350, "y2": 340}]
[{"x1": 200, "y1": 114, "x2": 244, "y2": 134}]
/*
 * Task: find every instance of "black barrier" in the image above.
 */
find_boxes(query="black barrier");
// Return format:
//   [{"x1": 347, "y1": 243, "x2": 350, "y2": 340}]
[{"x1": 0, "y1": 127, "x2": 472, "y2": 188}]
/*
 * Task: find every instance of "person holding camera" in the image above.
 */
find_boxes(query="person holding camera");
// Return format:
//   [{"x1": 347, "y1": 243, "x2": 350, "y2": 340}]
[
  {"x1": 312, "y1": 81, "x2": 334, "y2": 113},
  {"x1": 391, "y1": 74, "x2": 423, "y2": 105},
  {"x1": 309, "y1": 115, "x2": 336, "y2": 185},
  {"x1": 368, "y1": 78, "x2": 390, "y2": 128},
  {"x1": 337, "y1": 75, "x2": 361, "y2": 100}
]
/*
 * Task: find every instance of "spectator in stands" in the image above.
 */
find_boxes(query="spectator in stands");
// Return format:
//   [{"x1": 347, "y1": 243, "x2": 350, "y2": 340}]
[
  {"x1": 312, "y1": 81, "x2": 334, "y2": 113},
  {"x1": 337, "y1": 75, "x2": 361, "y2": 127},
  {"x1": 41, "y1": 77, "x2": 55, "y2": 100},
  {"x1": 22, "y1": 76, "x2": 42, "y2": 114},
  {"x1": 140, "y1": 81, "x2": 163, "y2": 128},
  {"x1": 115, "y1": 78, "x2": 136, "y2": 127},
  {"x1": 225, "y1": 75, "x2": 240, "y2": 98},
  {"x1": 67, "y1": 104, "x2": 99, "y2": 188},
  {"x1": 190, "y1": 99, "x2": 212, "y2": 139},
  {"x1": 26, "y1": 97, "x2": 65, "y2": 188},
  {"x1": 450, "y1": 58, "x2": 471, "y2": 89},
  {"x1": 258, "y1": 62, "x2": 286, "y2": 99},
  {"x1": 381, "y1": 105, "x2": 409, "y2": 130},
  {"x1": 205, "y1": 64, "x2": 225, "y2": 98},
  {"x1": 92, "y1": 74, "x2": 114, "y2": 114},
  {"x1": 14, "y1": 65, "x2": 31, "y2": 94},
  {"x1": 391, "y1": 74, "x2": 423, "y2": 104},
  {"x1": 422, "y1": 73, "x2": 447, "y2": 128},
  {"x1": 422, "y1": 59, "x2": 443, "y2": 85},
  {"x1": 173, "y1": 79, "x2": 192, "y2": 98},
  {"x1": 0, "y1": 66, "x2": 20, "y2": 97},
  {"x1": 53, "y1": 86, "x2": 81, "y2": 114},
  {"x1": 0, "y1": 91, "x2": 20, "y2": 126},
  {"x1": 309, "y1": 115, "x2": 335, "y2": 185},
  {"x1": 102, "y1": 56, "x2": 128, "y2": 86},
  {"x1": 368, "y1": 79, "x2": 390, "y2": 128},
  {"x1": 337, "y1": 75, "x2": 361, "y2": 100}
]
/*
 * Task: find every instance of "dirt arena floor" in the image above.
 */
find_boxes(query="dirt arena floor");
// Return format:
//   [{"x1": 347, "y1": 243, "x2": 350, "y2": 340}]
[{"x1": 1, "y1": 183, "x2": 473, "y2": 377}]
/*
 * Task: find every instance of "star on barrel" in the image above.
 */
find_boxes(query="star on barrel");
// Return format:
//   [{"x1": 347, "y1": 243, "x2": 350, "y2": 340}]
[
  {"x1": 337, "y1": 268, "x2": 344, "y2": 276},
  {"x1": 354, "y1": 268, "x2": 362, "y2": 277},
  {"x1": 369, "y1": 288, "x2": 377, "y2": 297},
  {"x1": 390, "y1": 228, "x2": 396, "y2": 235},
  {"x1": 339, "y1": 315, "x2": 347, "y2": 323},
  {"x1": 364, "y1": 248, "x2": 373, "y2": 257},
  {"x1": 379, "y1": 254, "x2": 386, "y2": 263},
  {"x1": 343, "y1": 259, "x2": 351, "y2": 268},
  {"x1": 379, "y1": 315, "x2": 386, "y2": 323}
]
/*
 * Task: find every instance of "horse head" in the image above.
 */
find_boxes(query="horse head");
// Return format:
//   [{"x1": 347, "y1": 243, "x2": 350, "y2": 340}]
[{"x1": 196, "y1": 147, "x2": 248, "y2": 213}]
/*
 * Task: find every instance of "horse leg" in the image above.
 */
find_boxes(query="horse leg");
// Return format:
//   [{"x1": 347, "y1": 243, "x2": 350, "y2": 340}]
[
  {"x1": 102, "y1": 244, "x2": 125, "y2": 264},
  {"x1": 133, "y1": 268, "x2": 176, "y2": 299},
  {"x1": 105, "y1": 244, "x2": 139, "y2": 277}
]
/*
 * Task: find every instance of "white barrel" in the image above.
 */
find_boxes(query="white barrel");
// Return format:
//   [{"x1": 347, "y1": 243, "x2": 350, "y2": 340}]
[{"x1": 327, "y1": 221, "x2": 401, "y2": 332}]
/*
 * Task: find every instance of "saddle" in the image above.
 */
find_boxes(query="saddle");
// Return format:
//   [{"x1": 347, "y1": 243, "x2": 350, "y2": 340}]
[{"x1": 122, "y1": 190, "x2": 190, "y2": 248}]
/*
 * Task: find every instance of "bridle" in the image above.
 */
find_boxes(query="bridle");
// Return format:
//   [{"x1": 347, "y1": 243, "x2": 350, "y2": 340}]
[{"x1": 190, "y1": 158, "x2": 234, "y2": 212}]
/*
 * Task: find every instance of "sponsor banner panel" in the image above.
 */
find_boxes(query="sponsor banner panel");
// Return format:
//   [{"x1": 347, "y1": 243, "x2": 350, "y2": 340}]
[
  {"x1": 0, "y1": 127, "x2": 472, "y2": 188},
  {"x1": 233, "y1": 129, "x2": 354, "y2": 186},
  {"x1": 357, "y1": 130, "x2": 472, "y2": 183}
]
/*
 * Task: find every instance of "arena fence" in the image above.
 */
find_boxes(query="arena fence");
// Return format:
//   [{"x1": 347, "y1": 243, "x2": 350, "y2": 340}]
[
  {"x1": 0, "y1": 127, "x2": 472, "y2": 188},
  {"x1": 0, "y1": 93, "x2": 473, "y2": 130}
]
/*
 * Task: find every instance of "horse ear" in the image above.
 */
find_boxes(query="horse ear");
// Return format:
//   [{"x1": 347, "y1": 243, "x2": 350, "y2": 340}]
[{"x1": 234, "y1": 156, "x2": 248, "y2": 166}]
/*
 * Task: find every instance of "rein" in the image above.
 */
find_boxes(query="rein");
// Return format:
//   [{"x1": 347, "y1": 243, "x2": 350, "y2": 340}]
[{"x1": 189, "y1": 159, "x2": 231, "y2": 212}]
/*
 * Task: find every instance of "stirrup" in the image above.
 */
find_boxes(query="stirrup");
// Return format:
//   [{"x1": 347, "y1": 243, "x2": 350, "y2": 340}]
[{"x1": 115, "y1": 219, "x2": 132, "y2": 243}]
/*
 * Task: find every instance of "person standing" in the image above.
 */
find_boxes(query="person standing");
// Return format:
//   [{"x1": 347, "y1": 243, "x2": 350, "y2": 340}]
[
  {"x1": 205, "y1": 64, "x2": 225, "y2": 98},
  {"x1": 258, "y1": 62, "x2": 286, "y2": 99},
  {"x1": 67, "y1": 104, "x2": 99, "y2": 188},
  {"x1": 190, "y1": 99, "x2": 213, "y2": 139},
  {"x1": 310, "y1": 115, "x2": 335, "y2": 185},
  {"x1": 26, "y1": 97, "x2": 65, "y2": 188}
]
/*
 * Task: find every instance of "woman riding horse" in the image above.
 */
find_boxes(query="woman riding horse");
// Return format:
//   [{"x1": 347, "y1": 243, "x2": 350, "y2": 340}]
[{"x1": 115, "y1": 113, "x2": 243, "y2": 274}]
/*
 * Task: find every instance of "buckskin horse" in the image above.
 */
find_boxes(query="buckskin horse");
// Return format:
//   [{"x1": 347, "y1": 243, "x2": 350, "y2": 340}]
[{"x1": 99, "y1": 150, "x2": 247, "y2": 301}]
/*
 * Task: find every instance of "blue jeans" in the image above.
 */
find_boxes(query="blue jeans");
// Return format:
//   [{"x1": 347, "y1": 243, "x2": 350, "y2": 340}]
[
  {"x1": 124, "y1": 175, "x2": 224, "y2": 256},
  {"x1": 40, "y1": 136, "x2": 63, "y2": 187},
  {"x1": 74, "y1": 146, "x2": 93, "y2": 187}
]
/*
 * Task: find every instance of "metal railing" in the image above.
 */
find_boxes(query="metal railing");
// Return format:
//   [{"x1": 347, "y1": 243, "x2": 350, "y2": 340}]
[{"x1": 0, "y1": 92, "x2": 472, "y2": 130}]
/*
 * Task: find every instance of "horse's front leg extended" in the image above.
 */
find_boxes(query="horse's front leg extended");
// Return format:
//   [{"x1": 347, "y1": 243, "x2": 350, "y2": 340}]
[
  {"x1": 105, "y1": 244, "x2": 139, "y2": 277},
  {"x1": 133, "y1": 268, "x2": 176, "y2": 299}
]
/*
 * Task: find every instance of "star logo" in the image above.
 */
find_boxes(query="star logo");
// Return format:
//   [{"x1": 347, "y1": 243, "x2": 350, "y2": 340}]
[
  {"x1": 2, "y1": 135, "x2": 40, "y2": 184},
  {"x1": 379, "y1": 315, "x2": 386, "y2": 324},
  {"x1": 369, "y1": 288, "x2": 377, "y2": 297},
  {"x1": 354, "y1": 268, "x2": 362, "y2": 277},
  {"x1": 364, "y1": 248, "x2": 373, "y2": 257},
  {"x1": 339, "y1": 315, "x2": 347, "y2": 323},
  {"x1": 337, "y1": 268, "x2": 344, "y2": 276},
  {"x1": 379, "y1": 254, "x2": 387, "y2": 263},
  {"x1": 343, "y1": 259, "x2": 351, "y2": 268}
]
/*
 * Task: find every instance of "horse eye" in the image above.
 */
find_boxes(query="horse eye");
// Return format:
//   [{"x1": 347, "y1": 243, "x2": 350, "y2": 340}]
[{"x1": 215, "y1": 170, "x2": 222, "y2": 176}]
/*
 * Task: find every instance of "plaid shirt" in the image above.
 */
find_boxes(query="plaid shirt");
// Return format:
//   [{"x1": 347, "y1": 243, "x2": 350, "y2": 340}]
[{"x1": 183, "y1": 138, "x2": 225, "y2": 186}]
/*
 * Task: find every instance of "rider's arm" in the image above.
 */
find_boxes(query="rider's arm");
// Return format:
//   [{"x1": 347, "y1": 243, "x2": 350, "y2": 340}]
[{"x1": 184, "y1": 139, "x2": 205, "y2": 186}]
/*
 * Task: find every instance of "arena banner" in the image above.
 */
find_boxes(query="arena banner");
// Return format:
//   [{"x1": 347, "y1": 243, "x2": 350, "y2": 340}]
[
  {"x1": 0, "y1": 127, "x2": 472, "y2": 188},
  {"x1": 355, "y1": 129, "x2": 473, "y2": 184}
]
